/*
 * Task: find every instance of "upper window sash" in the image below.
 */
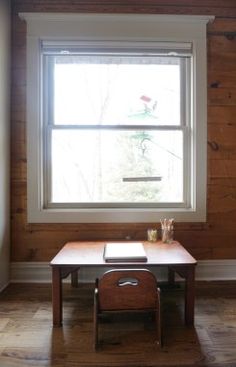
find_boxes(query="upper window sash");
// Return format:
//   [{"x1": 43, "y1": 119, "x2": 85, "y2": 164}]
[{"x1": 43, "y1": 49, "x2": 191, "y2": 128}]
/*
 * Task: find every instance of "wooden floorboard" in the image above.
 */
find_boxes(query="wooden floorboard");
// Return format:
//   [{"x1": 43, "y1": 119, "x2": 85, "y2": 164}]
[{"x1": 0, "y1": 281, "x2": 236, "y2": 367}]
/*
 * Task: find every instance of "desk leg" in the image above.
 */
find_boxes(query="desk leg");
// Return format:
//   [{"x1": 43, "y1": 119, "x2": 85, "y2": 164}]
[
  {"x1": 168, "y1": 266, "x2": 175, "y2": 286},
  {"x1": 52, "y1": 266, "x2": 62, "y2": 327},
  {"x1": 71, "y1": 269, "x2": 79, "y2": 288},
  {"x1": 185, "y1": 266, "x2": 195, "y2": 326}
]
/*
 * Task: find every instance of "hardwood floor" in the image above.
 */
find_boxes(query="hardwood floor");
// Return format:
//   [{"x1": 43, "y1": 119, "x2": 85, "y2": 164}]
[{"x1": 0, "y1": 281, "x2": 236, "y2": 367}]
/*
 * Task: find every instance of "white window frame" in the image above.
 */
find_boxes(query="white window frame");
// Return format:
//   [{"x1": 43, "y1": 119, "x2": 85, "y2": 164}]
[
  {"x1": 44, "y1": 46, "x2": 190, "y2": 208},
  {"x1": 19, "y1": 13, "x2": 214, "y2": 223}
]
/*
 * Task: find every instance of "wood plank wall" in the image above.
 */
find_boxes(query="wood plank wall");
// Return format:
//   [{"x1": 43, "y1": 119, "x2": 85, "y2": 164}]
[{"x1": 11, "y1": 0, "x2": 236, "y2": 262}]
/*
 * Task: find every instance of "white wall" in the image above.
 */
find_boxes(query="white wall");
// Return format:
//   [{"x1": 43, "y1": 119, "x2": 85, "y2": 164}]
[{"x1": 0, "y1": 0, "x2": 10, "y2": 291}]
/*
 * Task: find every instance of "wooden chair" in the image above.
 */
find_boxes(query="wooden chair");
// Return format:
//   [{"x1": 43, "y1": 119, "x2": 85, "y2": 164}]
[{"x1": 94, "y1": 268, "x2": 162, "y2": 349}]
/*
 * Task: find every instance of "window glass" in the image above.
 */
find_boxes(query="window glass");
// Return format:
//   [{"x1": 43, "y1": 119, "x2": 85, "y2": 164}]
[
  {"x1": 51, "y1": 129, "x2": 183, "y2": 204},
  {"x1": 53, "y1": 56, "x2": 181, "y2": 126}
]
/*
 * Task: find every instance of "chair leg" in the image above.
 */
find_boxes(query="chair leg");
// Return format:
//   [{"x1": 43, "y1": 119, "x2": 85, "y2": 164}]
[
  {"x1": 156, "y1": 289, "x2": 162, "y2": 347},
  {"x1": 94, "y1": 289, "x2": 99, "y2": 351},
  {"x1": 156, "y1": 309, "x2": 162, "y2": 347}
]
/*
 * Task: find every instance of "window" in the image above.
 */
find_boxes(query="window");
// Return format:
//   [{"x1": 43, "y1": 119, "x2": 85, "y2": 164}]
[
  {"x1": 20, "y1": 13, "x2": 214, "y2": 223},
  {"x1": 45, "y1": 47, "x2": 188, "y2": 207}
]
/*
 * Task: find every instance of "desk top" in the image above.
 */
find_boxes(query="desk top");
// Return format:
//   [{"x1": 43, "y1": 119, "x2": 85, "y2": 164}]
[{"x1": 50, "y1": 241, "x2": 197, "y2": 267}]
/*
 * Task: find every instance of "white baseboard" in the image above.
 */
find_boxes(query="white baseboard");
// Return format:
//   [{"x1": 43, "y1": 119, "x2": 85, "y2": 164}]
[{"x1": 10, "y1": 260, "x2": 236, "y2": 284}]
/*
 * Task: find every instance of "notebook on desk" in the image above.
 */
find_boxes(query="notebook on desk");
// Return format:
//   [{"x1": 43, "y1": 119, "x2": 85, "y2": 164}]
[{"x1": 104, "y1": 242, "x2": 147, "y2": 262}]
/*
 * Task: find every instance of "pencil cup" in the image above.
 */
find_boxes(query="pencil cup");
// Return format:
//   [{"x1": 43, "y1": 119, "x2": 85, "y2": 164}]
[
  {"x1": 161, "y1": 228, "x2": 174, "y2": 244},
  {"x1": 147, "y1": 229, "x2": 158, "y2": 242},
  {"x1": 160, "y1": 218, "x2": 174, "y2": 244}
]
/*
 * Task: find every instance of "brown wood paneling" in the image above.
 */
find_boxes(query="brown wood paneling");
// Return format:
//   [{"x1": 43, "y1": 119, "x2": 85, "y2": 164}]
[
  {"x1": 10, "y1": 0, "x2": 236, "y2": 262},
  {"x1": 208, "y1": 105, "x2": 236, "y2": 124},
  {"x1": 11, "y1": 0, "x2": 236, "y2": 17},
  {"x1": 208, "y1": 17, "x2": 236, "y2": 32},
  {"x1": 208, "y1": 88, "x2": 236, "y2": 106},
  {"x1": 208, "y1": 125, "x2": 236, "y2": 160},
  {"x1": 209, "y1": 160, "x2": 236, "y2": 178},
  {"x1": 208, "y1": 71, "x2": 236, "y2": 89}
]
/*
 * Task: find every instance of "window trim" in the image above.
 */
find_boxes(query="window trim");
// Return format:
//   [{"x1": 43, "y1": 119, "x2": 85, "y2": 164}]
[{"x1": 19, "y1": 13, "x2": 214, "y2": 223}]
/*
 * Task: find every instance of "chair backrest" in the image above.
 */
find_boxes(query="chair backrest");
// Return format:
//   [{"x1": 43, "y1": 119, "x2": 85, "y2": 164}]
[{"x1": 97, "y1": 269, "x2": 158, "y2": 311}]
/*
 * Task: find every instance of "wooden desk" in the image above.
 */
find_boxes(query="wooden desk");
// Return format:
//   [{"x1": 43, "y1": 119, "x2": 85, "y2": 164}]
[{"x1": 50, "y1": 241, "x2": 197, "y2": 327}]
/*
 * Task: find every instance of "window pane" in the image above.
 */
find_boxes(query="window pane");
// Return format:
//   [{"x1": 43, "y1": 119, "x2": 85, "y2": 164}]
[
  {"x1": 51, "y1": 129, "x2": 183, "y2": 204},
  {"x1": 53, "y1": 56, "x2": 181, "y2": 126}
]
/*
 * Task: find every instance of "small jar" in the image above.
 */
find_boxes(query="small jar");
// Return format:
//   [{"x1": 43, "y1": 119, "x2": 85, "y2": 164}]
[{"x1": 147, "y1": 228, "x2": 158, "y2": 242}]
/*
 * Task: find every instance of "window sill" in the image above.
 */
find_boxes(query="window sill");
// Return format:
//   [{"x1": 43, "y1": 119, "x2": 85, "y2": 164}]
[{"x1": 27, "y1": 206, "x2": 206, "y2": 223}]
